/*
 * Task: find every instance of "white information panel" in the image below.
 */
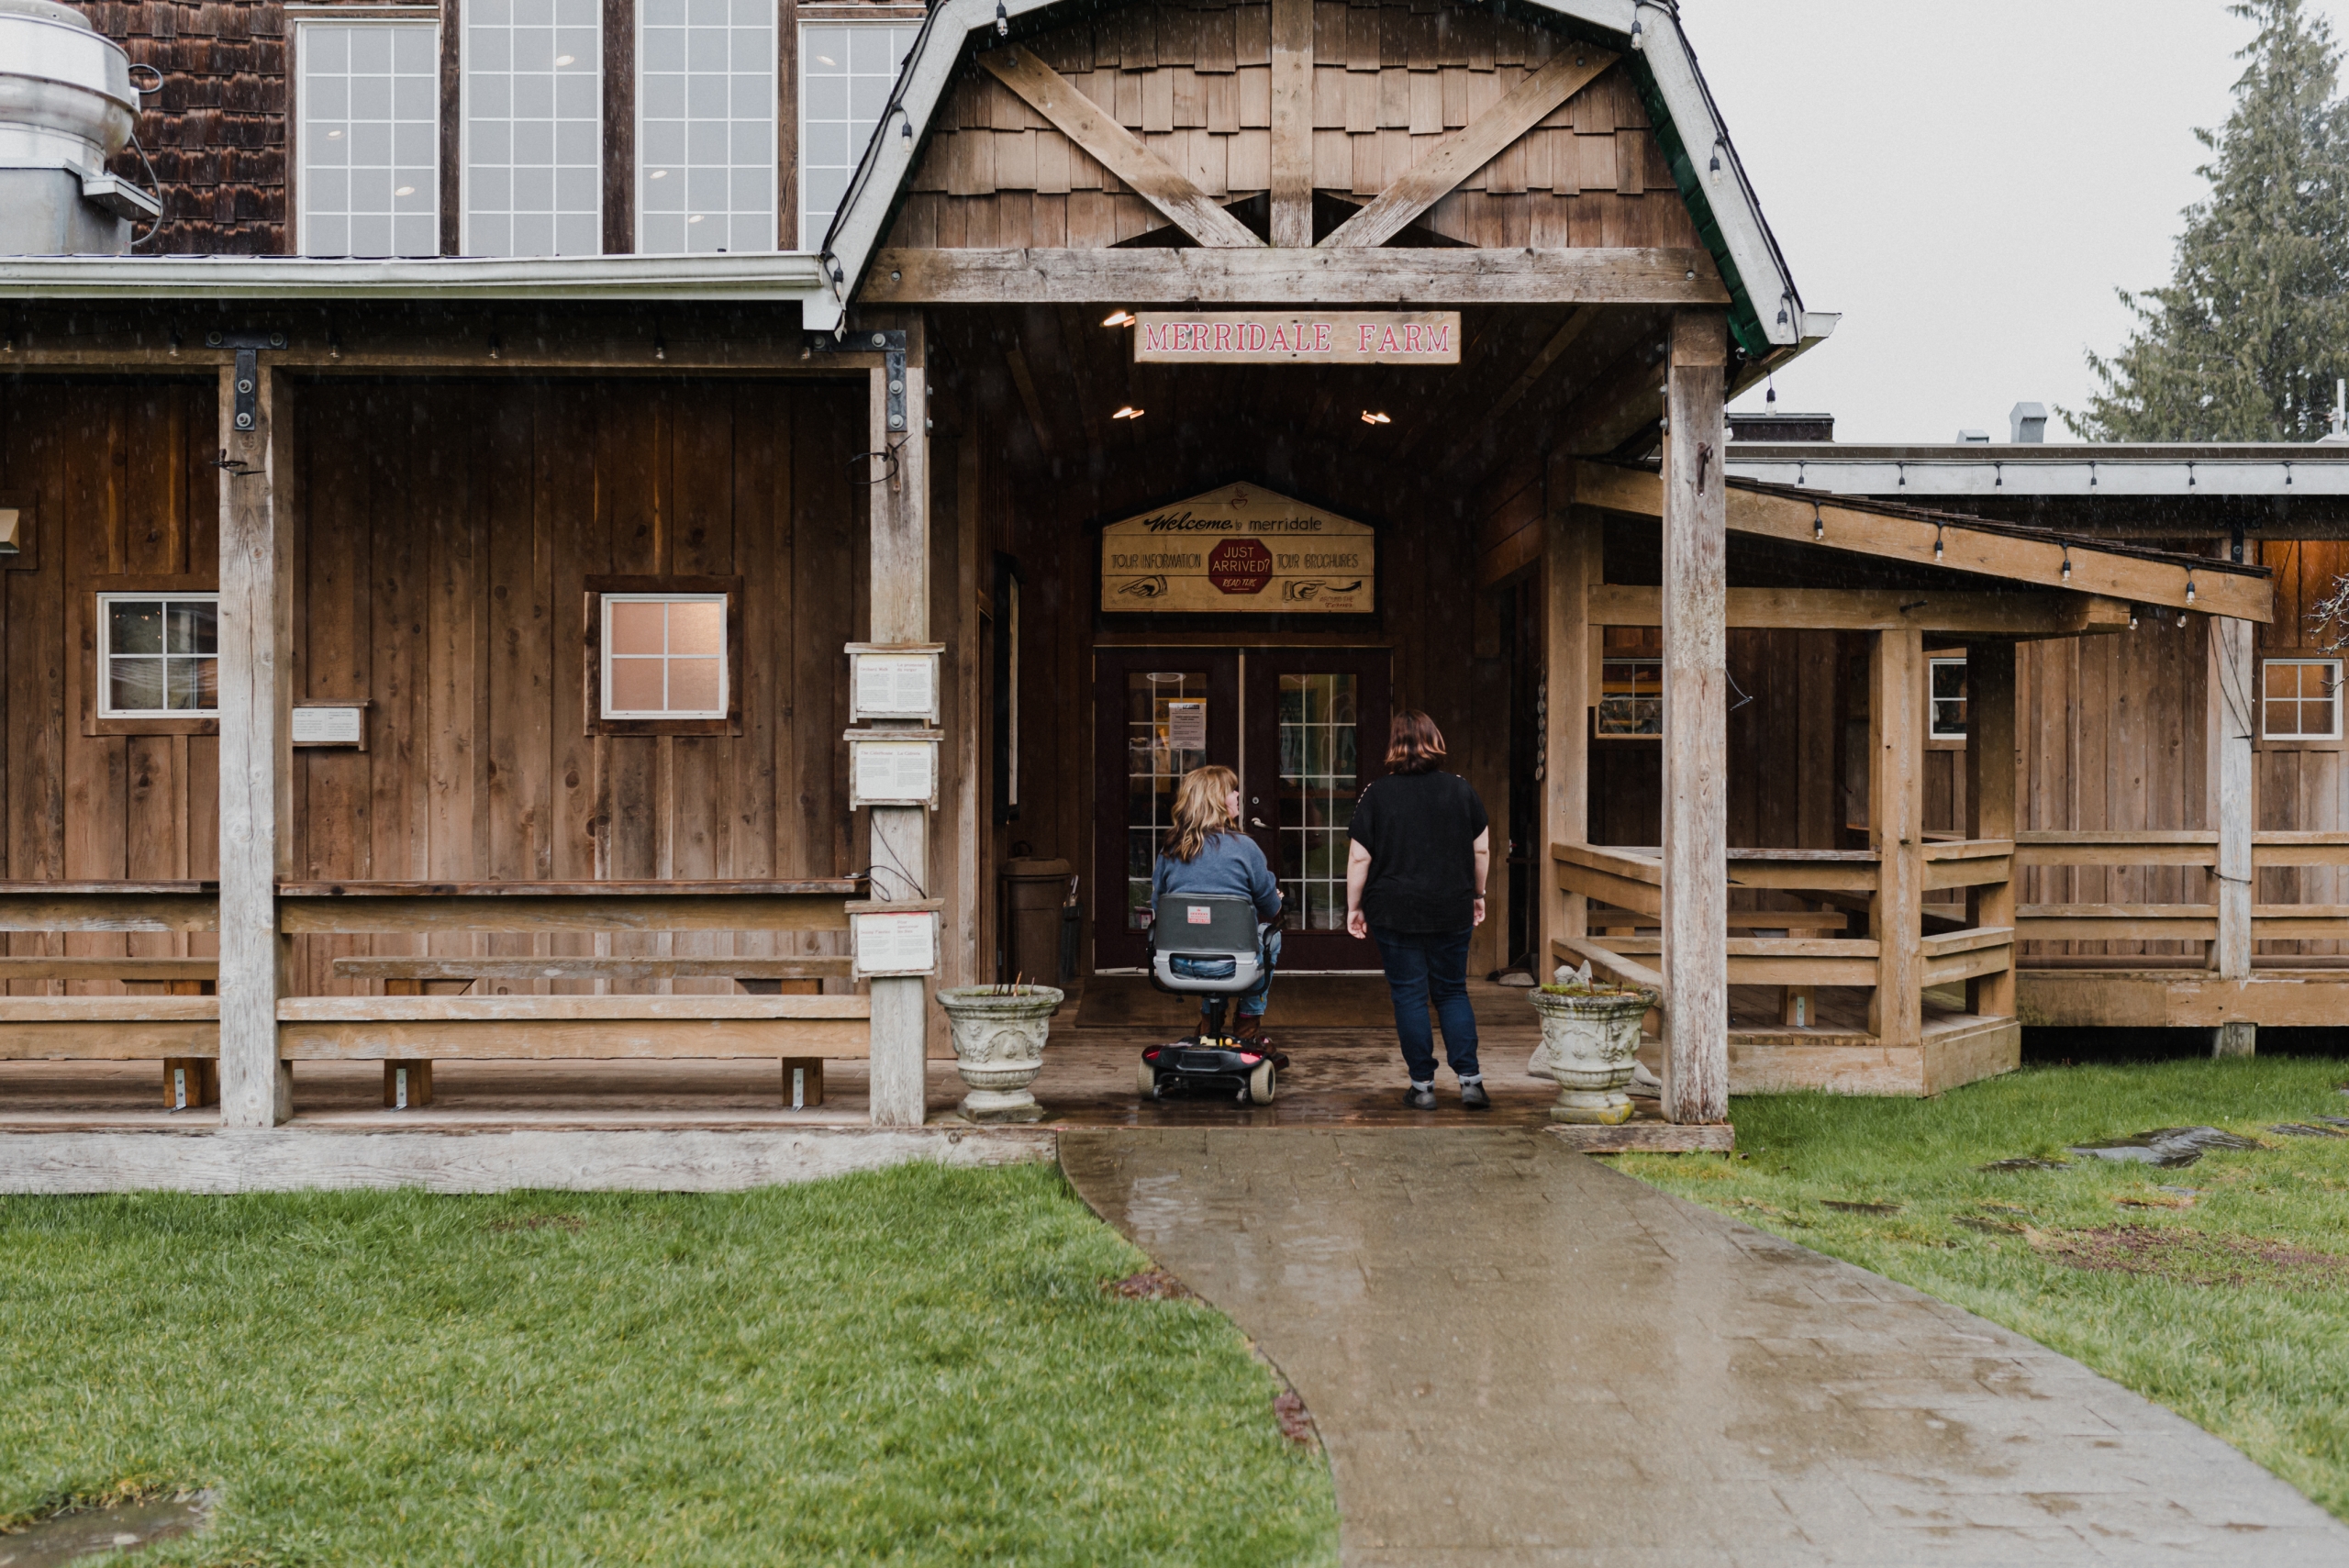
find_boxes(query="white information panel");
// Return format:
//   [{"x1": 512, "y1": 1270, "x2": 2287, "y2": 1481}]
[
  {"x1": 1165, "y1": 699, "x2": 1207, "y2": 751},
  {"x1": 846, "y1": 731, "x2": 941, "y2": 808},
  {"x1": 290, "y1": 705, "x2": 366, "y2": 747},
  {"x1": 852, "y1": 908, "x2": 939, "y2": 979},
  {"x1": 849, "y1": 644, "x2": 943, "y2": 724}
]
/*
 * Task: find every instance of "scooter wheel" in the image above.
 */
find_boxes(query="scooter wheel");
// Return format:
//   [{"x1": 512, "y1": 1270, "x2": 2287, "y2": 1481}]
[
  {"x1": 1247, "y1": 1059, "x2": 1276, "y2": 1106},
  {"x1": 1137, "y1": 1060, "x2": 1159, "y2": 1098}
]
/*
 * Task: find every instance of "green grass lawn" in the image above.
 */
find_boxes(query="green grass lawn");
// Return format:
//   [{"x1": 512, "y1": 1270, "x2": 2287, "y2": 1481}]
[
  {"x1": 1620, "y1": 1057, "x2": 2349, "y2": 1521},
  {"x1": 0, "y1": 1162, "x2": 1338, "y2": 1567}
]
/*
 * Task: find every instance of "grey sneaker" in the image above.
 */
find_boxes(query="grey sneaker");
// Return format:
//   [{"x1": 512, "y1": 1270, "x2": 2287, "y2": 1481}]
[
  {"x1": 1404, "y1": 1084, "x2": 1438, "y2": 1111},
  {"x1": 1460, "y1": 1080, "x2": 1491, "y2": 1110}
]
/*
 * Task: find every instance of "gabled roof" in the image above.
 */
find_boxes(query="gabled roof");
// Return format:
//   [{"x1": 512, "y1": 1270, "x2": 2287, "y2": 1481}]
[{"x1": 816, "y1": 0, "x2": 1831, "y2": 352}]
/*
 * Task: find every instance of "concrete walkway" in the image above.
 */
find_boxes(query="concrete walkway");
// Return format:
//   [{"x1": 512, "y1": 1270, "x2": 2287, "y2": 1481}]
[{"x1": 1060, "y1": 1128, "x2": 2349, "y2": 1567}]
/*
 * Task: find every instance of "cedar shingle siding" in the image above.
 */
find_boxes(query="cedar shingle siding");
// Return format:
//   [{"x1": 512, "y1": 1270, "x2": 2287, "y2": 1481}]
[{"x1": 72, "y1": 0, "x2": 289, "y2": 255}]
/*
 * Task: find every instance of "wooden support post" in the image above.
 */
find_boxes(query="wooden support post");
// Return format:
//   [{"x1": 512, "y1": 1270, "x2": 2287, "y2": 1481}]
[
  {"x1": 783, "y1": 1058, "x2": 826, "y2": 1108},
  {"x1": 217, "y1": 354, "x2": 294, "y2": 1127},
  {"x1": 383, "y1": 1061, "x2": 434, "y2": 1108},
  {"x1": 1867, "y1": 628, "x2": 1925, "y2": 1048},
  {"x1": 1659, "y1": 309, "x2": 1728, "y2": 1124},
  {"x1": 1965, "y1": 640, "x2": 2018, "y2": 1019},
  {"x1": 163, "y1": 1057, "x2": 219, "y2": 1111},
  {"x1": 867, "y1": 318, "x2": 931, "y2": 1126},
  {"x1": 2211, "y1": 615, "x2": 2255, "y2": 1056},
  {"x1": 1541, "y1": 456, "x2": 1593, "y2": 973},
  {"x1": 1268, "y1": 0, "x2": 1312, "y2": 246}
]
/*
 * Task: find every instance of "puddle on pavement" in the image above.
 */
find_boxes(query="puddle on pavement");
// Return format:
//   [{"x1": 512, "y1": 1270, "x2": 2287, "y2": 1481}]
[
  {"x1": 2065, "y1": 1127, "x2": 2261, "y2": 1169},
  {"x1": 0, "y1": 1494, "x2": 210, "y2": 1567}
]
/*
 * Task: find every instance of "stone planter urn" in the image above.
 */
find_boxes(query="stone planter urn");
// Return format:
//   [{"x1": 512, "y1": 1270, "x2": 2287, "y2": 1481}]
[
  {"x1": 935, "y1": 984, "x2": 1063, "y2": 1123},
  {"x1": 1527, "y1": 984, "x2": 1656, "y2": 1126}
]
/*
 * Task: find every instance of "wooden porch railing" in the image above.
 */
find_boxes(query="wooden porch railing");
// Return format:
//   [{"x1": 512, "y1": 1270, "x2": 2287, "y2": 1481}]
[
  {"x1": 1550, "y1": 841, "x2": 2017, "y2": 1039},
  {"x1": 2013, "y1": 831, "x2": 2349, "y2": 960}
]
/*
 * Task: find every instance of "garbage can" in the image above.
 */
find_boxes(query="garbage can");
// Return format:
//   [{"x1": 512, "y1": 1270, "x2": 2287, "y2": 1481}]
[{"x1": 999, "y1": 856, "x2": 1073, "y2": 984}]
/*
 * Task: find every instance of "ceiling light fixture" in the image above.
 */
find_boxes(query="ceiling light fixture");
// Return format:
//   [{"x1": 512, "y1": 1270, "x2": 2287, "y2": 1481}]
[
  {"x1": 1102, "y1": 309, "x2": 1135, "y2": 328},
  {"x1": 1360, "y1": 410, "x2": 1390, "y2": 425},
  {"x1": 1112, "y1": 406, "x2": 1143, "y2": 420}
]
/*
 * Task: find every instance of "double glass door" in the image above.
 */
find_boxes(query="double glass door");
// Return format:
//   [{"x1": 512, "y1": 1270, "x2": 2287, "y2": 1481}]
[{"x1": 1094, "y1": 648, "x2": 1391, "y2": 971}]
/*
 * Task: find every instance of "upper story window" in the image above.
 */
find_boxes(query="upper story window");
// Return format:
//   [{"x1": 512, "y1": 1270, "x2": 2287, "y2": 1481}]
[
  {"x1": 1596, "y1": 656, "x2": 1662, "y2": 738},
  {"x1": 99, "y1": 595, "x2": 218, "y2": 718},
  {"x1": 2263, "y1": 658, "x2": 2342, "y2": 741},
  {"x1": 798, "y1": 22, "x2": 919, "y2": 245},
  {"x1": 295, "y1": 19, "x2": 440, "y2": 257},
  {"x1": 1929, "y1": 656, "x2": 1967, "y2": 740},
  {"x1": 464, "y1": 0, "x2": 602, "y2": 257},
  {"x1": 639, "y1": 0, "x2": 776, "y2": 253},
  {"x1": 602, "y1": 594, "x2": 729, "y2": 717}
]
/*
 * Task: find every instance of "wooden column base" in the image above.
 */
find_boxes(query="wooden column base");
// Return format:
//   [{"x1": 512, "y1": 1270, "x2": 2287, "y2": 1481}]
[
  {"x1": 783, "y1": 1058, "x2": 825, "y2": 1109},
  {"x1": 164, "y1": 1058, "x2": 219, "y2": 1111},
  {"x1": 383, "y1": 1060, "x2": 434, "y2": 1108},
  {"x1": 2212, "y1": 1021, "x2": 2256, "y2": 1059}
]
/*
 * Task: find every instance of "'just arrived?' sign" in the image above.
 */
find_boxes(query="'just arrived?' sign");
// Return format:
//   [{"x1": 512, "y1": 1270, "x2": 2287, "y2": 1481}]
[{"x1": 1130, "y1": 312, "x2": 1461, "y2": 365}]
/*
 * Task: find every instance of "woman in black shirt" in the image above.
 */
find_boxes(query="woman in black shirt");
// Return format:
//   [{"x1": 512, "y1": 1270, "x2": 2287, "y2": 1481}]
[{"x1": 1346, "y1": 710, "x2": 1491, "y2": 1110}]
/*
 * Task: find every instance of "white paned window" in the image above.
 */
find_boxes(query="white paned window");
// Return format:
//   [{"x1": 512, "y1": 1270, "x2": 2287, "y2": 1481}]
[
  {"x1": 798, "y1": 22, "x2": 918, "y2": 245},
  {"x1": 640, "y1": 0, "x2": 775, "y2": 254},
  {"x1": 2263, "y1": 658, "x2": 2343, "y2": 740},
  {"x1": 1929, "y1": 656, "x2": 1967, "y2": 740},
  {"x1": 464, "y1": 0, "x2": 602, "y2": 257},
  {"x1": 298, "y1": 20, "x2": 440, "y2": 257},
  {"x1": 602, "y1": 595, "x2": 729, "y2": 717},
  {"x1": 97, "y1": 595, "x2": 218, "y2": 717}
]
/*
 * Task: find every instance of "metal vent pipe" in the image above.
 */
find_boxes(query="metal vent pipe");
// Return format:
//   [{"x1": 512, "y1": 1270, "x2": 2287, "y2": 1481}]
[{"x1": 0, "y1": 0, "x2": 160, "y2": 255}]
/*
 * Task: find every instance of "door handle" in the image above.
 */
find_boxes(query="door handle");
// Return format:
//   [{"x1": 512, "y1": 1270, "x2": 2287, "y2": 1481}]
[{"x1": 1250, "y1": 817, "x2": 1269, "y2": 828}]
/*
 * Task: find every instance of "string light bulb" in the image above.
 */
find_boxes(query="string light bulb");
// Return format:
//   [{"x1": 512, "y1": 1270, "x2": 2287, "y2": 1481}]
[
  {"x1": 2186, "y1": 576, "x2": 2197, "y2": 605},
  {"x1": 1628, "y1": 11, "x2": 1643, "y2": 50},
  {"x1": 1933, "y1": 524, "x2": 1944, "y2": 562},
  {"x1": 996, "y1": 0, "x2": 1008, "y2": 35},
  {"x1": 2060, "y1": 548, "x2": 2071, "y2": 581},
  {"x1": 1812, "y1": 502, "x2": 1824, "y2": 540},
  {"x1": 1709, "y1": 139, "x2": 1723, "y2": 186}
]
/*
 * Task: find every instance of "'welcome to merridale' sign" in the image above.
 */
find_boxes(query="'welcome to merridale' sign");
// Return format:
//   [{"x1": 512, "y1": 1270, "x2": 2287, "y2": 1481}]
[
  {"x1": 1100, "y1": 484, "x2": 1375, "y2": 615},
  {"x1": 1131, "y1": 311, "x2": 1461, "y2": 365}
]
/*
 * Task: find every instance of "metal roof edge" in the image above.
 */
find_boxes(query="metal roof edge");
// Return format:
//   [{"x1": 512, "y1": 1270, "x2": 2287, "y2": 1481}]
[
  {"x1": 0, "y1": 252, "x2": 834, "y2": 303},
  {"x1": 1732, "y1": 441, "x2": 2349, "y2": 462}
]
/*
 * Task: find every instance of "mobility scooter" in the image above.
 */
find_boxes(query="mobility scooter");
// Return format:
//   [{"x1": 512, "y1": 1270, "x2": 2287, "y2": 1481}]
[{"x1": 1139, "y1": 894, "x2": 1286, "y2": 1104}]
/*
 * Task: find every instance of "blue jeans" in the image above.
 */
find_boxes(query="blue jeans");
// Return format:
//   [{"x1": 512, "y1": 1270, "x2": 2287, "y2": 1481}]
[
  {"x1": 1372, "y1": 926, "x2": 1480, "y2": 1083},
  {"x1": 1198, "y1": 928, "x2": 1280, "y2": 1021}
]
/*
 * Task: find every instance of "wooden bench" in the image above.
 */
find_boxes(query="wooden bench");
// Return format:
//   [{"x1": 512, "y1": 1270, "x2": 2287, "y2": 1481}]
[
  {"x1": 287, "y1": 879, "x2": 863, "y2": 1111},
  {"x1": 0, "y1": 884, "x2": 223, "y2": 1109},
  {"x1": 327, "y1": 954, "x2": 857, "y2": 1106}
]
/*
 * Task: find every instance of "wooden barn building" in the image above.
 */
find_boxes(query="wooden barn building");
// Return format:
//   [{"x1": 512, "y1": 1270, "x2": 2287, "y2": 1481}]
[{"x1": 0, "y1": 0, "x2": 2273, "y2": 1166}]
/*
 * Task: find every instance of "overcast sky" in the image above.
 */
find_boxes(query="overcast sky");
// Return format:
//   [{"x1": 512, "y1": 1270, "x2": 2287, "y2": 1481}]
[{"x1": 1688, "y1": 0, "x2": 2349, "y2": 443}]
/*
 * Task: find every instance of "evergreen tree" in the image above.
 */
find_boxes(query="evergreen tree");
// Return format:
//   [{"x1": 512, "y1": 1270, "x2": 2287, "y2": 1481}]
[{"x1": 2068, "y1": 0, "x2": 2349, "y2": 441}]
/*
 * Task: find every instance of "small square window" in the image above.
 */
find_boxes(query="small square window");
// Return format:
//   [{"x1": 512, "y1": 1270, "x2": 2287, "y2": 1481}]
[
  {"x1": 98, "y1": 594, "x2": 218, "y2": 717},
  {"x1": 1596, "y1": 657, "x2": 1662, "y2": 737},
  {"x1": 1929, "y1": 656, "x2": 1967, "y2": 740},
  {"x1": 2263, "y1": 658, "x2": 2342, "y2": 740},
  {"x1": 600, "y1": 593, "x2": 729, "y2": 718}
]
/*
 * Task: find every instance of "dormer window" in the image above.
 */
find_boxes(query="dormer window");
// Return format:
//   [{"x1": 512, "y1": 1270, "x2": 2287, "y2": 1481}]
[
  {"x1": 638, "y1": 0, "x2": 777, "y2": 253},
  {"x1": 464, "y1": 0, "x2": 603, "y2": 256}
]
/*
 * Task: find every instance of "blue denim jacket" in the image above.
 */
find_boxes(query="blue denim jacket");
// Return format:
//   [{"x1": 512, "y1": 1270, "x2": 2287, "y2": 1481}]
[{"x1": 1151, "y1": 831, "x2": 1283, "y2": 925}]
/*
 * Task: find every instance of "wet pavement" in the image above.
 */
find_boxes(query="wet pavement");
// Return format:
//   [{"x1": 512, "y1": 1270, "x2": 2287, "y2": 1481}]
[{"x1": 1061, "y1": 1128, "x2": 2349, "y2": 1566}]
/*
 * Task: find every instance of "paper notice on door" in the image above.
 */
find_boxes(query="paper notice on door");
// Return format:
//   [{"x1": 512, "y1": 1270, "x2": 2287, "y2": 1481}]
[
  {"x1": 852, "y1": 909, "x2": 938, "y2": 977},
  {"x1": 852, "y1": 739, "x2": 937, "y2": 806},
  {"x1": 1165, "y1": 699, "x2": 1207, "y2": 751},
  {"x1": 854, "y1": 652, "x2": 938, "y2": 720}
]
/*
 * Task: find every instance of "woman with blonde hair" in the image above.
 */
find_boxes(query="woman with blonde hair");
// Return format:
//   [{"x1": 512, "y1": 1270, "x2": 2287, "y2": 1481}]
[{"x1": 1150, "y1": 763, "x2": 1284, "y2": 1039}]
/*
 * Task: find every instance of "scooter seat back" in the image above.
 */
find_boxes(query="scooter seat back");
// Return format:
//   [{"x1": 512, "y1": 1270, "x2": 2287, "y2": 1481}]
[{"x1": 1150, "y1": 895, "x2": 1267, "y2": 995}]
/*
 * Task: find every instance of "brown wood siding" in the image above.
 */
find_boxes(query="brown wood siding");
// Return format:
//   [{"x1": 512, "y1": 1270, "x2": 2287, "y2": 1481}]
[
  {"x1": 892, "y1": 5, "x2": 1700, "y2": 251},
  {"x1": 71, "y1": 0, "x2": 291, "y2": 254},
  {"x1": 0, "y1": 377, "x2": 222, "y2": 991},
  {"x1": 284, "y1": 375, "x2": 867, "y2": 995}
]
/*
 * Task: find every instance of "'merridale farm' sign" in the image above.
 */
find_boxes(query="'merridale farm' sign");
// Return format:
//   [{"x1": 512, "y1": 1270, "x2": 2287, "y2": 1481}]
[
  {"x1": 1131, "y1": 312, "x2": 1460, "y2": 365},
  {"x1": 1099, "y1": 484, "x2": 1375, "y2": 615}
]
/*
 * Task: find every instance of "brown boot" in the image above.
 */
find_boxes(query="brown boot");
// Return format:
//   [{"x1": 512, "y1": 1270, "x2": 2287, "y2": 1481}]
[{"x1": 1231, "y1": 1014, "x2": 1269, "y2": 1047}]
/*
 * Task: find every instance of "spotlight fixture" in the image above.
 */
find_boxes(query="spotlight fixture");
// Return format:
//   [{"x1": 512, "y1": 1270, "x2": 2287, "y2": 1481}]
[
  {"x1": 1112, "y1": 406, "x2": 1143, "y2": 420},
  {"x1": 1360, "y1": 410, "x2": 1390, "y2": 425},
  {"x1": 1101, "y1": 309, "x2": 1136, "y2": 328},
  {"x1": 996, "y1": 0, "x2": 1008, "y2": 35}
]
